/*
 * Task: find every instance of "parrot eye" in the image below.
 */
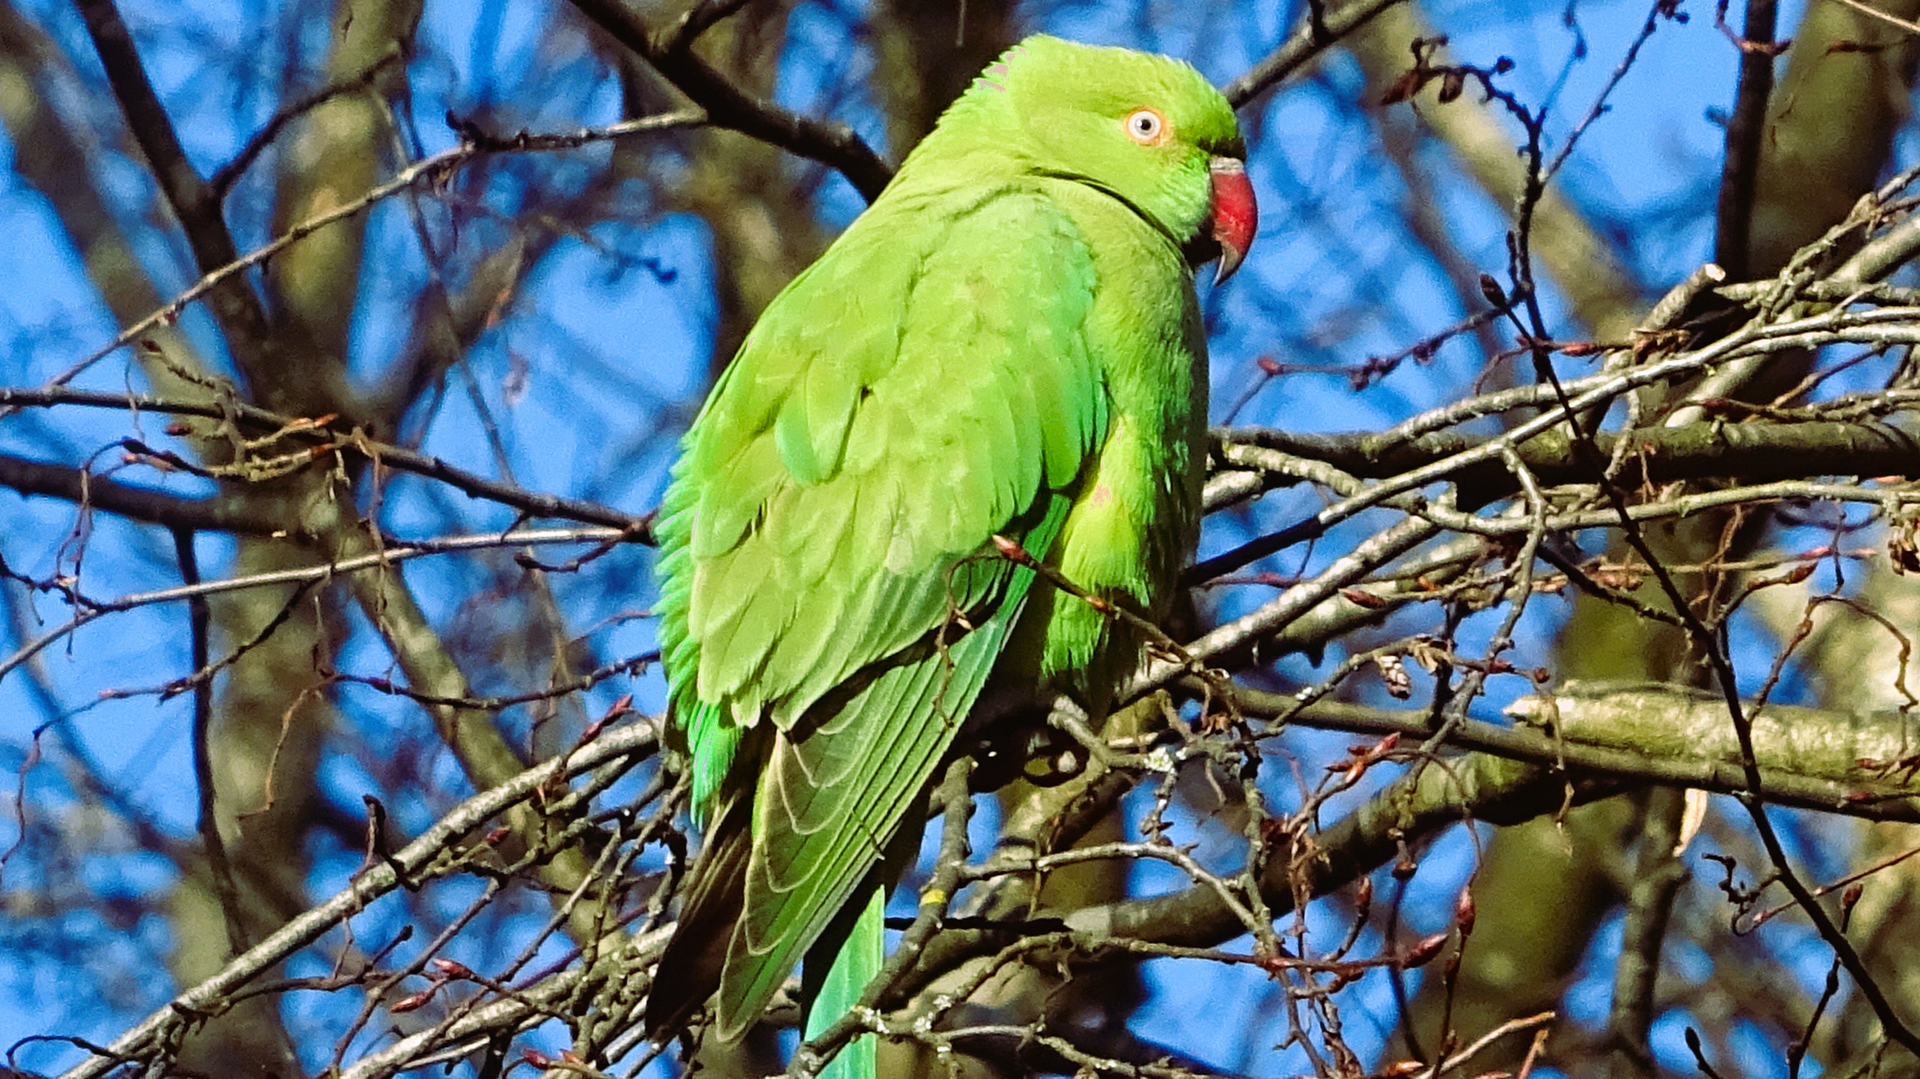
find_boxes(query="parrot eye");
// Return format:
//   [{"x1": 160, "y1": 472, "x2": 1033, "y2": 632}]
[{"x1": 1124, "y1": 107, "x2": 1168, "y2": 146}]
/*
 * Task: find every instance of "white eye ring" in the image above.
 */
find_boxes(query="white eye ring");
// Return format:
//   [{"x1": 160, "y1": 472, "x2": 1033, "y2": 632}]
[{"x1": 1124, "y1": 107, "x2": 1167, "y2": 145}]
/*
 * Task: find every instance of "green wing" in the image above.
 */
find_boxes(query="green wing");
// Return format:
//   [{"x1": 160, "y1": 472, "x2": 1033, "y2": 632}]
[{"x1": 648, "y1": 185, "x2": 1108, "y2": 1040}]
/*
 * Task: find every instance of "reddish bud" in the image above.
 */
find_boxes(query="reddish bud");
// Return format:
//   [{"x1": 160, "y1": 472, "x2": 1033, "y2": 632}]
[
  {"x1": 1404, "y1": 931, "x2": 1450, "y2": 967},
  {"x1": 1341, "y1": 587, "x2": 1387, "y2": 609},
  {"x1": 582, "y1": 693, "x2": 634, "y2": 742},
  {"x1": 390, "y1": 988, "x2": 435, "y2": 1013}
]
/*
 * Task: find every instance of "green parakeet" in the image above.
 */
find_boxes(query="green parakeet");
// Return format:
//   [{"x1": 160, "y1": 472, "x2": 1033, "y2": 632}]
[{"x1": 644, "y1": 33, "x2": 1254, "y2": 1075}]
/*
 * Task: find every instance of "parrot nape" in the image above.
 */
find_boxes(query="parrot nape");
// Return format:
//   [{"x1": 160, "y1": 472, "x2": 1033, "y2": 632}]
[{"x1": 643, "y1": 33, "x2": 1254, "y2": 1077}]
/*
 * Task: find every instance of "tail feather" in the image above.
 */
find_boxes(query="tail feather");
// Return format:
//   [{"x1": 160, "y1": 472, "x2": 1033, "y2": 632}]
[
  {"x1": 645, "y1": 795, "x2": 753, "y2": 1042},
  {"x1": 804, "y1": 882, "x2": 884, "y2": 1079}
]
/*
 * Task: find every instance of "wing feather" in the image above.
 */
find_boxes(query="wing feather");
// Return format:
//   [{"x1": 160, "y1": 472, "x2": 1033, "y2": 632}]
[
  {"x1": 715, "y1": 516, "x2": 1065, "y2": 1038},
  {"x1": 652, "y1": 187, "x2": 1107, "y2": 1039}
]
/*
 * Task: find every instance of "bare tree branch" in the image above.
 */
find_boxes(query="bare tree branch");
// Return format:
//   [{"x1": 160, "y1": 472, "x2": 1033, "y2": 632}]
[{"x1": 566, "y1": 0, "x2": 894, "y2": 201}]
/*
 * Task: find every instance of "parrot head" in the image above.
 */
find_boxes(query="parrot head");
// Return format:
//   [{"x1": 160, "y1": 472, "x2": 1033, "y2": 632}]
[{"x1": 934, "y1": 34, "x2": 1256, "y2": 282}]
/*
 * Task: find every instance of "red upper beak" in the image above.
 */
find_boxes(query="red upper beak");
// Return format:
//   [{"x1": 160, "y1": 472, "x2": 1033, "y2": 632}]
[{"x1": 1208, "y1": 157, "x2": 1257, "y2": 284}]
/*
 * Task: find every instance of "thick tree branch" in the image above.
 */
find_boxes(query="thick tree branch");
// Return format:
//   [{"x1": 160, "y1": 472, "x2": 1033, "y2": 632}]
[
  {"x1": 1244, "y1": 690, "x2": 1920, "y2": 820},
  {"x1": 1224, "y1": 417, "x2": 1920, "y2": 502},
  {"x1": 1713, "y1": 0, "x2": 1779, "y2": 280},
  {"x1": 566, "y1": 0, "x2": 894, "y2": 202},
  {"x1": 1224, "y1": 0, "x2": 1407, "y2": 106},
  {"x1": 0, "y1": 388, "x2": 650, "y2": 533},
  {"x1": 0, "y1": 452, "x2": 284, "y2": 534}
]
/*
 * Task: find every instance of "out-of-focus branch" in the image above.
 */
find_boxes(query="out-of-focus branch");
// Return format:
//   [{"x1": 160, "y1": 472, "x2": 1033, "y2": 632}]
[
  {"x1": 1714, "y1": 0, "x2": 1780, "y2": 280},
  {"x1": 72, "y1": 0, "x2": 225, "y2": 268},
  {"x1": 1607, "y1": 789, "x2": 1686, "y2": 1079},
  {"x1": 262, "y1": 0, "x2": 421, "y2": 415},
  {"x1": 1741, "y1": 0, "x2": 1920, "y2": 278},
  {"x1": 0, "y1": 4, "x2": 211, "y2": 400},
  {"x1": 72, "y1": 0, "x2": 285, "y2": 401},
  {"x1": 0, "y1": 452, "x2": 284, "y2": 535},
  {"x1": 208, "y1": 51, "x2": 407, "y2": 198},
  {"x1": 25, "y1": 109, "x2": 703, "y2": 403}
]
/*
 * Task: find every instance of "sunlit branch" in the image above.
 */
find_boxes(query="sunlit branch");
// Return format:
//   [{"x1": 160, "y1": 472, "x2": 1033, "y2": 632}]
[
  {"x1": 1236, "y1": 691, "x2": 1920, "y2": 822},
  {"x1": 1222, "y1": 417, "x2": 1920, "y2": 502}
]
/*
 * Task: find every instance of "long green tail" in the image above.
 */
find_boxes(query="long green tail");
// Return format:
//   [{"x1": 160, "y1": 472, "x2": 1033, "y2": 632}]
[{"x1": 805, "y1": 883, "x2": 883, "y2": 1079}]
